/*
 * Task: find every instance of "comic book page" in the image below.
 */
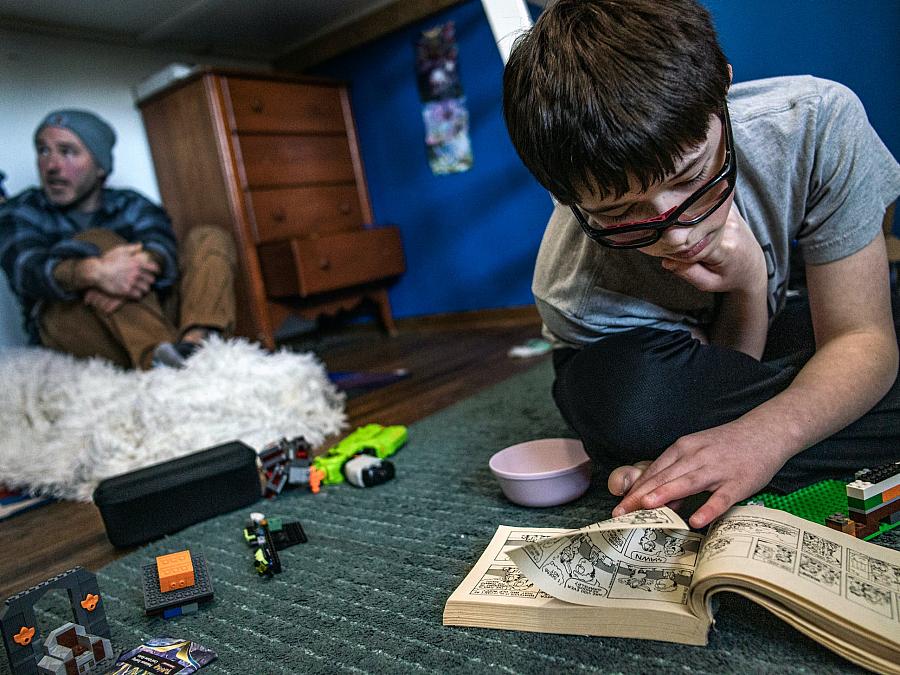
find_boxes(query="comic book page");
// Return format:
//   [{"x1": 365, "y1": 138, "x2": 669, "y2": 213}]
[
  {"x1": 443, "y1": 521, "x2": 710, "y2": 644},
  {"x1": 690, "y1": 505, "x2": 900, "y2": 656},
  {"x1": 505, "y1": 508, "x2": 702, "y2": 608},
  {"x1": 446, "y1": 525, "x2": 571, "y2": 607}
]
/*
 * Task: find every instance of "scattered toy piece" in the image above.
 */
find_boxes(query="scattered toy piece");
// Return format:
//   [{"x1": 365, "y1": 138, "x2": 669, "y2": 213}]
[
  {"x1": 258, "y1": 436, "x2": 314, "y2": 497},
  {"x1": 343, "y1": 454, "x2": 395, "y2": 488},
  {"x1": 243, "y1": 512, "x2": 307, "y2": 577},
  {"x1": 328, "y1": 368, "x2": 411, "y2": 392},
  {"x1": 846, "y1": 460, "x2": 900, "y2": 538},
  {"x1": 110, "y1": 636, "x2": 217, "y2": 674},
  {"x1": 508, "y1": 338, "x2": 552, "y2": 358},
  {"x1": 313, "y1": 424, "x2": 407, "y2": 486},
  {"x1": 142, "y1": 551, "x2": 213, "y2": 618},
  {"x1": 36, "y1": 621, "x2": 114, "y2": 674},
  {"x1": 156, "y1": 550, "x2": 195, "y2": 593},
  {"x1": 1, "y1": 567, "x2": 110, "y2": 675}
]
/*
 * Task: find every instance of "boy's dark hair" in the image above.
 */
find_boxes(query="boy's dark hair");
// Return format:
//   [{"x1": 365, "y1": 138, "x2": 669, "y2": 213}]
[{"x1": 503, "y1": 0, "x2": 730, "y2": 205}]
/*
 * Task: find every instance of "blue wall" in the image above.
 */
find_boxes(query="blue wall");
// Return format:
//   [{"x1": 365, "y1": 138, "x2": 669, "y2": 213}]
[
  {"x1": 313, "y1": 1, "x2": 550, "y2": 319},
  {"x1": 314, "y1": 0, "x2": 899, "y2": 319}
]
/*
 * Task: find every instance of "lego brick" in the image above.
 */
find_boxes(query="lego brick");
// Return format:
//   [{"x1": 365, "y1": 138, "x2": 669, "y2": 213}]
[
  {"x1": 849, "y1": 493, "x2": 900, "y2": 518},
  {"x1": 142, "y1": 552, "x2": 213, "y2": 616},
  {"x1": 848, "y1": 496, "x2": 900, "y2": 528},
  {"x1": 825, "y1": 512, "x2": 858, "y2": 535},
  {"x1": 855, "y1": 460, "x2": 900, "y2": 485},
  {"x1": 883, "y1": 483, "x2": 900, "y2": 503},
  {"x1": 161, "y1": 604, "x2": 198, "y2": 619},
  {"x1": 156, "y1": 550, "x2": 195, "y2": 593},
  {"x1": 847, "y1": 461, "x2": 900, "y2": 500},
  {"x1": 847, "y1": 493, "x2": 888, "y2": 511}
]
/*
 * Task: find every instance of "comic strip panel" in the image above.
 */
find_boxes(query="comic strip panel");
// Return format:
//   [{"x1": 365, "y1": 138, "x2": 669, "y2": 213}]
[
  {"x1": 707, "y1": 516, "x2": 799, "y2": 548},
  {"x1": 697, "y1": 534, "x2": 753, "y2": 564},
  {"x1": 621, "y1": 529, "x2": 701, "y2": 567},
  {"x1": 468, "y1": 565, "x2": 554, "y2": 599},
  {"x1": 500, "y1": 530, "x2": 558, "y2": 565},
  {"x1": 798, "y1": 553, "x2": 841, "y2": 595},
  {"x1": 846, "y1": 575, "x2": 895, "y2": 620},
  {"x1": 801, "y1": 532, "x2": 842, "y2": 567},
  {"x1": 535, "y1": 533, "x2": 619, "y2": 599},
  {"x1": 607, "y1": 563, "x2": 693, "y2": 604},
  {"x1": 752, "y1": 540, "x2": 797, "y2": 573},
  {"x1": 847, "y1": 550, "x2": 900, "y2": 594}
]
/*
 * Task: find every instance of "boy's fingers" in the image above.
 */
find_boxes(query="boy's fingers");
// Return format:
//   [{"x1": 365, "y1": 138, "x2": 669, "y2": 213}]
[
  {"x1": 689, "y1": 491, "x2": 733, "y2": 529},
  {"x1": 608, "y1": 464, "x2": 643, "y2": 496}
]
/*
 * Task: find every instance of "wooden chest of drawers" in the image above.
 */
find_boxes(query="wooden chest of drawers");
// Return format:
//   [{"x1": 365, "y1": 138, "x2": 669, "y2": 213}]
[{"x1": 138, "y1": 68, "x2": 405, "y2": 348}]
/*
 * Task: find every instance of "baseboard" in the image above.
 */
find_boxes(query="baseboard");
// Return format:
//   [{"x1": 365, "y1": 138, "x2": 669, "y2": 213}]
[{"x1": 396, "y1": 305, "x2": 541, "y2": 330}]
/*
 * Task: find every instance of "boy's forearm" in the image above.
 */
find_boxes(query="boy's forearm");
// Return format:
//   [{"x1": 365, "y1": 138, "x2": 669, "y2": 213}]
[
  {"x1": 709, "y1": 286, "x2": 769, "y2": 359},
  {"x1": 741, "y1": 329, "x2": 898, "y2": 462}
]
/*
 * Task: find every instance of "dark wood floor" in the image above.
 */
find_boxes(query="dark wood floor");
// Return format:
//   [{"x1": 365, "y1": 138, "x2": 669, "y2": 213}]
[{"x1": 0, "y1": 307, "x2": 546, "y2": 600}]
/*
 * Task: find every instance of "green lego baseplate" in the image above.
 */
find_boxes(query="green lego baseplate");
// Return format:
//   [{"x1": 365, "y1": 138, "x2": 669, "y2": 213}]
[{"x1": 744, "y1": 479, "x2": 900, "y2": 541}]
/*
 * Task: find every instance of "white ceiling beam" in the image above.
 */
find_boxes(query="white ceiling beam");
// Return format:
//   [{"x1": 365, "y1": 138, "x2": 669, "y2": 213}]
[{"x1": 480, "y1": 0, "x2": 533, "y2": 65}]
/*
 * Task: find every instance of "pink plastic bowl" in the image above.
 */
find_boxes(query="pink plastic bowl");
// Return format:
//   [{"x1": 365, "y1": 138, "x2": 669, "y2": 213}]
[{"x1": 489, "y1": 438, "x2": 592, "y2": 507}]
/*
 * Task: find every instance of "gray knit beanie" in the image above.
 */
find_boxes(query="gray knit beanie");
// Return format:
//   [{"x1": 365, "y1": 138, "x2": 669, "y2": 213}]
[{"x1": 34, "y1": 109, "x2": 116, "y2": 174}]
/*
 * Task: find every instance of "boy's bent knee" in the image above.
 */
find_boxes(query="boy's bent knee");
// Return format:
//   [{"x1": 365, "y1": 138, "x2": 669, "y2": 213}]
[{"x1": 554, "y1": 328, "x2": 699, "y2": 456}]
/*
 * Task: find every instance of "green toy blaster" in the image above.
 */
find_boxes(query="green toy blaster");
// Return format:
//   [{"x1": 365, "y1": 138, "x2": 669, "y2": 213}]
[{"x1": 313, "y1": 424, "x2": 408, "y2": 485}]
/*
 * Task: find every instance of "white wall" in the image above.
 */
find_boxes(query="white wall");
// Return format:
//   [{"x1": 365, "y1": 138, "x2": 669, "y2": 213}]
[{"x1": 0, "y1": 28, "x2": 266, "y2": 347}]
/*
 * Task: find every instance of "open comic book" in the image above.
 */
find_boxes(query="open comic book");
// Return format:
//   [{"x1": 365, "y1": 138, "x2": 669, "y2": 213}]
[{"x1": 443, "y1": 505, "x2": 900, "y2": 674}]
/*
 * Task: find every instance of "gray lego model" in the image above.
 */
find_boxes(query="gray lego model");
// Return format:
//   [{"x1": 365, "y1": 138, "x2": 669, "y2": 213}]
[{"x1": 36, "y1": 621, "x2": 114, "y2": 674}]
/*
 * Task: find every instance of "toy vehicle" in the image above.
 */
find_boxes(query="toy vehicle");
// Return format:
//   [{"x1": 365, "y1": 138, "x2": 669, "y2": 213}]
[{"x1": 313, "y1": 424, "x2": 407, "y2": 485}]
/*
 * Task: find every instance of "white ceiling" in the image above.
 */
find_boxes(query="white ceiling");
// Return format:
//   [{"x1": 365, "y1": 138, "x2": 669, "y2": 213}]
[{"x1": 0, "y1": 0, "x2": 401, "y2": 61}]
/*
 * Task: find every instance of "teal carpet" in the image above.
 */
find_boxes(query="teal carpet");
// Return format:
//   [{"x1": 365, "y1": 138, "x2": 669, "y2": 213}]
[{"x1": 11, "y1": 358, "x2": 897, "y2": 674}]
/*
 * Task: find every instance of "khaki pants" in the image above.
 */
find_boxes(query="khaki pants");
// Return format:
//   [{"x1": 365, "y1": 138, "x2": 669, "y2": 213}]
[{"x1": 39, "y1": 226, "x2": 237, "y2": 370}]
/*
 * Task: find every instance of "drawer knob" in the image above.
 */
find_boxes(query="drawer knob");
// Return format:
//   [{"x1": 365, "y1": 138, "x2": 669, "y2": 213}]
[
  {"x1": 318, "y1": 258, "x2": 330, "y2": 270},
  {"x1": 272, "y1": 209, "x2": 286, "y2": 222},
  {"x1": 338, "y1": 201, "x2": 351, "y2": 215},
  {"x1": 250, "y1": 99, "x2": 264, "y2": 113}
]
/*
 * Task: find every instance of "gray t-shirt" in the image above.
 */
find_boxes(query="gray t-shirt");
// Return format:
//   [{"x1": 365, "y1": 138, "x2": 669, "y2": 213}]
[{"x1": 533, "y1": 76, "x2": 900, "y2": 348}]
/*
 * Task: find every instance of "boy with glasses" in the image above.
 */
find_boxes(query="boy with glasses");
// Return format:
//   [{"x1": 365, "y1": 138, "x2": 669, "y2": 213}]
[{"x1": 503, "y1": 0, "x2": 900, "y2": 528}]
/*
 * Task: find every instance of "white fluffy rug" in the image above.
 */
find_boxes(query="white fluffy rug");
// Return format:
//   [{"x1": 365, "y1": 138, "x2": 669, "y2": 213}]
[{"x1": 0, "y1": 338, "x2": 346, "y2": 501}]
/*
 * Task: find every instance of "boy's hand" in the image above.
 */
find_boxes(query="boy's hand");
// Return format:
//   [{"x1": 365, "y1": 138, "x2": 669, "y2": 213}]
[
  {"x1": 611, "y1": 418, "x2": 789, "y2": 528},
  {"x1": 661, "y1": 203, "x2": 766, "y2": 295}
]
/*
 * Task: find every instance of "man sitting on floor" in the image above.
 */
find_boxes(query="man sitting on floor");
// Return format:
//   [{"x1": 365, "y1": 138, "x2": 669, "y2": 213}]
[{"x1": 0, "y1": 109, "x2": 237, "y2": 369}]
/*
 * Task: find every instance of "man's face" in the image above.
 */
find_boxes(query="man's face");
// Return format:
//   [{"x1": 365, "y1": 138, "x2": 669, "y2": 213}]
[
  {"x1": 576, "y1": 112, "x2": 735, "y2": 264},
  {"x1": 36, "y1": 127, "x2": 105, "y2": 209}
]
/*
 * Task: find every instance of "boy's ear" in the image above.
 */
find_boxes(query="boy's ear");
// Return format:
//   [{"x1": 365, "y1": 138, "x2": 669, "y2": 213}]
[{"x1": 727, "y1": 64, "x2": 733, "y2": 87}]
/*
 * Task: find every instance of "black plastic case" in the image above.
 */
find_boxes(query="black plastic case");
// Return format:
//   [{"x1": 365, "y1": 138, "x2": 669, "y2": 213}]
[{"x1": 92, "y1": 441, "x2": 261, "y2": 547}]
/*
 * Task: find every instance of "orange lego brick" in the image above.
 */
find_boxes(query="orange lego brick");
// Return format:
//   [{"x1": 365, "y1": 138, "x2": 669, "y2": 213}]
[{"x1": 156, "y1": 550, "x2": 195, "y2": 593}]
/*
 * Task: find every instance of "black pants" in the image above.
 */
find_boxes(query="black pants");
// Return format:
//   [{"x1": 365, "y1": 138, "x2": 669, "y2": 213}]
[{"x1": 552, "y1": 294, "x2": 900, "y2": 493}]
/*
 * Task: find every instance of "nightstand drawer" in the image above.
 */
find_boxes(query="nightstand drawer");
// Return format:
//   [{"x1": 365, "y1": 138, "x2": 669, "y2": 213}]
[
  {"x1": 227, "y1": 79, "x2": 346, "y2": 134},
  {"x1": 248, "y1": 186, "x2": 365, "y2": 243},
  {"x1": 258, "y1": 227, "x2": 405, "y2": 298},
  {"x1": 239, "y1": 135, "x2": 356, "y2": 188}
]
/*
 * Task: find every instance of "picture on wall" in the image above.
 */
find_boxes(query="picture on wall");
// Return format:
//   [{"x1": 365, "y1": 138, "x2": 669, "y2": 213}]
[{"x1": 415, "y1": 21, "x2": 473, "y2": 175}]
